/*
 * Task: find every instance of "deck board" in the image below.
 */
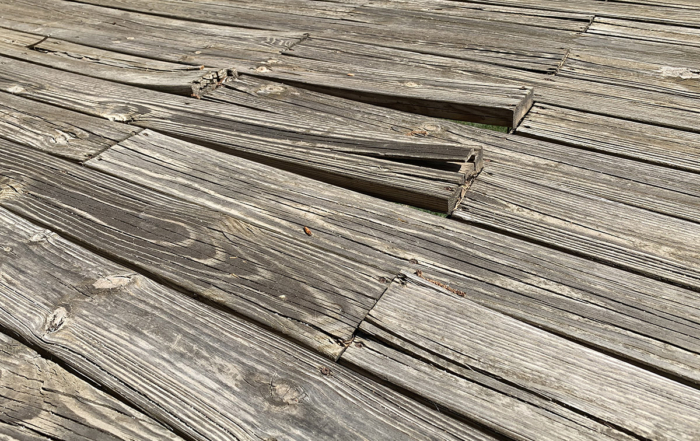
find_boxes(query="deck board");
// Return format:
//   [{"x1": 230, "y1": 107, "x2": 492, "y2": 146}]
[
  {"x1": 1, "y1": 0, "x2": 700, "y2": 438},
  {"x1": 0, "y1": 139, "x2": 394, "y2": 358},
  {"x1": 0, "y1": 208, "x2": 495, "y2": 441},
  {"x1": 348, "y1": 274, "x2": 700, "y2": 441},
  {"x1": 0, "y1": 333, "x2": 183, "y2": 441},
  {"x1": 84, "y1": 130, "x2": 700, "y2": 384}
]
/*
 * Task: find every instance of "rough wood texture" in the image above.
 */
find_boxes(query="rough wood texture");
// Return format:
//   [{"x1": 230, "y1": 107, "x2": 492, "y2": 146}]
[
  {"x1": 0, "y1": 93, "x2": 139, "y2": 162},
  {"x1": 0, "y1": 138, "x2": 394, "y2": 358},
  {"x1": 454, "y1": 149, "x2": 700, "y2": 290},
  {"x1": 0, "y1": 0, "x2": 304, "y2": 67},
  {"x1": 248, "y1": 53, "x2": 534, "y2": 127},
  {"x1": 86, "y1": 129, "x2": 700, "y2": 385},
  {"x1": 557, "y1": 50, "x2": 700, "y2": 98},
  {"x1": 588, "y1": 17, "x2": 700, "y2": 47},
  {"x1": 343, "y1": 335, "x2": 634, "y2": 441},
  {"x1": 471, "y1": 131, "x2": 700, "y2": 222},
  {"x1": 518, "y1": 104, "x2": 700, "y2": 174},
  {"x1": 0, "y1": 56, "x2": 479, "y2": 212},
  {"x1": 0, "y1": 28, "x2": 232, "y2": 96},
  {"x1": 0, "y1": 208, "x2": 495, "y2": 441},
  {"x1": 0, "y1": 333, "x2": 182, "y2": 441},
  {"x1": 349, "y1": 274, "x2": 700, "y2": 441},
  {"x1": 443, "y1": 0, "x2": 700, "y2": 27}
]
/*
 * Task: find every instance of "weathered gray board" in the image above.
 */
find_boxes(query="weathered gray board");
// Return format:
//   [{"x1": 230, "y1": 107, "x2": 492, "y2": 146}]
[
  {"x1": 345, "y1": 274, "x2": 700, "y2": 441},
  {"x1": 247, "y1": 56, "x2": 534, "y2": 127},
  {"x1": 0, "y1": 333, "x2": 182, "y2": 441},
  {"x1": 0, "y1": 93, "x2": 140, "y2": 161},
  {"x1": 469, "y1": 131, "x2": 700, "y2": 223},
  {"x1": 0, "y1": 0, "x2": 535, "y2": 127},
  {"x1": 557, "y1": 51, "x2": 700, "y2": 97},
  {"x1": 0, "y1": 0, "x2": 304, "y2": 67},
  {"x1": 518, "y1": 104, "x2": 700, "y2": 174},
  {"x1": 0, "y1": 56, "x2": 476, "y2": 212},
  {"x1": 588, "y1": 17, "x2": 700, "y2": 47},
  {"x1": 86, "y1": 130, "x2": 700, "y2": 385},
  {"x1": 0, "y1": 139, "x2": 394, "y2": 358},
  {"x1": 0, "y1": 208, "x2": 495, "y2": 441},
  {"x1": 0, "y1": 28, "x2": 232, "y2": 97},
  {"x1": 454, "y1": 151, "x2": 700, "y2": 291},
  {"x1": 363, "y1": 0, "x2": 594, "y2": 31},
  {"x1": 439, "y1": 0, "x2": 700, "y2": 27}
]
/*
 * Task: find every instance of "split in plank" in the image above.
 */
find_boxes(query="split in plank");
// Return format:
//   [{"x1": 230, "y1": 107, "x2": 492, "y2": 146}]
[
  {"x1": 0, "y1": 28, "x2": 232, "y2": 97},
  {"x1": 0, "y1": 93, "x2": 140, "y2": 161},
  {"x1": 0, "y1": 207, "x2": 495, "y2": 441},
  {"x1": 0, "y1": 56, "x2": 478, "y2": 212},
  {"x1": 85, "y1": 129, "x2": 700, "y2": 385},
  {"x1": 346, "y1": 273, "x2": 700, "y2": 441},
  {"x1": 0, "y1": 138, "x2": 394, "y2": 358},
  {"x1": 0, "y1": 332, "x2": 182, "y2": 441},
  {"x1": 518, "y1": 104, "x2": 700, "y2": 174}
]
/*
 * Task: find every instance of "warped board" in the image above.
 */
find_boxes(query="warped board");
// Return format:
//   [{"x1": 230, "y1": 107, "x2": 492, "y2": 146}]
[
  {"x1": 0, "y1": 93, "x2": 139, "y2": 161},
  {"x1": 0, "y1": 0, "x2": 303, "y2": 67},
  {"x1": 518, "y1": 104, "x2": 700, "y2": 174},
  {"x1": 454, "y1": 158, "x2": 700, "y2": 290},
  {"x1": 248, "y1": 55, "x2": 534, "y2": 127},
  {"x1": 0, "y1": 333, "x2": 182, "y2": 441},
  {"x1": 0, "y1": 208, "x2": 495, "y2": 441},
  {"x1": 0, "y1": 56, "x2": 476, "y2": 212},
  {"x1": 346, "y1": 274, "x2": 700, "y2": 441},
  {"x1": 0, "y1": 28, "x2": 232, "y2": 96},
  {"x1": 0, "y1": 139, "x2": 394, "y2": 358},
  {"x1": 588, "y1": 17, "x2": 700, "y2": 47},
  {"x1": 86, "y1": 130, "x2": 700, "y2": 384}
]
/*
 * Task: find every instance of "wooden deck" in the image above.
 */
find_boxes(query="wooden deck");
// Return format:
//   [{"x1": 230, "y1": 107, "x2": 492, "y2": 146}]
[{"x1": 0, "y1": 0, "x2": 699, "y2": 439}]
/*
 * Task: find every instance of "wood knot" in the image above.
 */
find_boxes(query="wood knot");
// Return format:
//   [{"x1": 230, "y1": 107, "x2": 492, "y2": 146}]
[
  {"x1": 409, "y1": 258, "x2": 419, "y2": 264},
  {"x1": 28, "y1": 230, "x2": 55, "y2": 244},
  {"x1": 377, "y1": 276, "x2": 390, "y2": 284},
  {"x1": 92, "y1": 274, "x2": 136, "y2": 290},
  {"x1": 44, "y1": 307, "x2": 68, "y2": 335},
  {"x1": 265, "y1": 377, "x2": 306, "y2": 407}
]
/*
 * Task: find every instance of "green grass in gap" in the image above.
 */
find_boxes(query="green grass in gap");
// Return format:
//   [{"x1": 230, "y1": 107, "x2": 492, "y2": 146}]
[{"x1": 455, "y1": 121, "x2": 510, "y2": 133}]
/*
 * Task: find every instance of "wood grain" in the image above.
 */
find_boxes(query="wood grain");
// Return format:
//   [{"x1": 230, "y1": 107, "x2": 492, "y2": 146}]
[
  {"x1": 350, "y1": 273, "x2": 700, "y2": 441},
  {"x1": 0, "y1": 0, "x2": 304, "y2": 67},
  {"x1": 0, "y1": 208, "x2": 496, "y2": 441},
  {"x1": 455, "y1": 154, "x2": 700, "y2": 290},
  {"x1": 0, "y1": 28, "x2": 232, "y2": 96},
  {"x1": 247, "y1": 53, "x2": 534, "y2": 127},
  {"x1": 0, "y1": 56, "x2": 476, "y2": 212},
  {"x1": 0, "y1": 333, "x2": 182, "y2": 441},
  {"x1": 0, "y1": 93, "x2": 139, "y2": 161},
  {"x1": 0, "y1": 138, "x2": 394, "y2": 358},
  {"x1": 87, "y1": 129, "x2": 700, "y2": 385},
  {"x1": 518, "y1": 104, "x2": 700, "y2": 174}
]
